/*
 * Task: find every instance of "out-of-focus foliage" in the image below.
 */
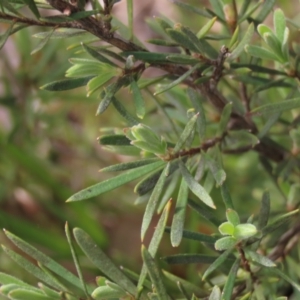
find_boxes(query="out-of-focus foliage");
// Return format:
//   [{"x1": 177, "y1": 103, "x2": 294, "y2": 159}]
[{"x1": 1, "y1": 0, "x2": 300, "y2": 299}]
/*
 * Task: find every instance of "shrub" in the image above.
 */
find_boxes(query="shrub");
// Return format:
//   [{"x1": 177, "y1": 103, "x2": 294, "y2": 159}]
[{"x1": 1, "y1": 0, "x2": 300, "y2": 299}]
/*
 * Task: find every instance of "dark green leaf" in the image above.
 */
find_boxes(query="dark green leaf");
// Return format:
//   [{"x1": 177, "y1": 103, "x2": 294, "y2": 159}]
[
  {"x1": 74, "y1": 228, "x2": 136, "y2": 295},
  {"x1": 82, "y1": 43, "x2": 118, "y2": 67},
  {"x1": 257, "y1": 191, "x2": 270, "y2": 230},
  {"x1": 154, "y1": 63, "x2": 201, "y2": 95},
  {"x1": 40, "y1": 76, "x2": 94, "y2": 91},
  {"x1": 228, "y1": 23, "x2": 254, "y2": 61},
  {"x1": 98, "y1": 134, "x2": 131, "y2": 146},
  {"x1": 250, "y1": 98, "x2": 300, "y2": 116},
  {"x1": 112, "y1": 97, "x2": 139, "y2": 126},
  {"x1": 122, "y1": 51, "x2": 169, "y2": 63},
  {"x1": 141, "y1": 246, "x2": 169, "y2": 300},
  {"x1": 209, "y1": 0, "x2": 225, "y2": 21},
  {"x1": 162, "y1": 254, "x2": 235, "y2": 265},
  {"x1": 141, "y1": 164, "x2": 169, "y2": 240},
  {"x1": 202, "y1": 246, "x2": 235, "y2": 280},
  {"x1": 130, "y1": 78, "x2": 146, "y2": 119},
  {"x1": 220, "y1": 183, "x2": 234, "y2": 210},
  {"x1": 165, "y1": 227, "x2": 217, "y2": 244},
  {"x1": 172, "y1": 1, "x2": 211, "y2": 18},
  {"x1": 188, "y1": 198, "x2": 219, "y2": 226},
  {"x1": 138, "y1": 201, "x2": 171, "y2": 290},
  {"x1": 171, "y1": 177, "x2": 189, "y2": 247},
  {"x1": 221, "y1": 258, "x2": 240, "y2": 300},
  {"x1": 256, "y1": 0, "x2": 276, "y2": 23},
  {"x1": 179, "y1": 160, "x2": 216, "y2": 209},
  {"x1": 100, "y1": 158, "x2": 159, "y2": 172},
  {"x1": 67, "y1": 160, "x2": 165, "y2": 202}
]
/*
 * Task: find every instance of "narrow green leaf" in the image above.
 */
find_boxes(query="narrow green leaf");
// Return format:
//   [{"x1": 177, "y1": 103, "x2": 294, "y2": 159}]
[
  {"x1": 34, "y1": 29, "x2": 86, "y2": 39},
  {"x1": 230, "y1": 63, "x2": 285, "y2": 75},
  {"x1": 171, "y1": 177, "x2": 189, "y2": 247},
  {"x1": 209, "y1": 0, "x2": 225, "y2": 21},
  {"x1": 3, "y1": 230, "x2": 89, "y2": 293},
  {"x1": 257, "y1": 191, "x2": 270, "y2": 230},
  {"x1": 270, "y1": 268, "x2": 300, "y2": 292},
  {"x1": 138, "y1": 201, "x2": 171, "y2": 290},
  {"x1": 226, "y1": 209, "x2": 240, "y2": 226},
  {"x1": 147, "y1": 39, "x2": 178, "y2": 47},
  {"x1": 87, "y1": 73, "x2": 116, "y2": 97},
  {"x1": 274, "y1": 9, "x2": 286, "y2": 43},
  {"x1": 179, "y1": 160, "x2": 216, "y2": 209},
  {"x1": 221, "y1": 258, "x2": 240, "y2": 300},
  {"x1": 8, "y1": 288, "x2": 54, "y2": 300},
  {"x1": 0, "y1": 0, "x2": 22, "y2": 16},
  {"x1": 209, "y1": 286, "x2": 221, "y2": 300},
  {"x1": 21, "y1": 0, "x2": 40, "y2": 18},
  {"x1": 172, "y1": 1, "x2": 211, "y2": 18},
  {"x1": 74, "y1": 228, "x2": 136, "y2": 295},
  {"x1": 228, "y1": 26, "x2": 239, "y2": 49},
  {"x1": 223, "y1": 130, "x2": 259, "y2": 150},
  {"x1": 40, "y1": 76, "x2": 94, "y2": 91},
  {"x1": 173, "y1": 113, "x2": 199, "y2": 152},
  {"x1": 112, "y1": 97, "x2": 139, "y2": 126},
  {"x1": 100, "y1": 158, "x2": 159, "y2": 172},
  {"x1": 0, "y1": 273, "x2": 31, "y2": 287},
  {"x1": 187, "y1": 88, "x2": 206, "y2": 141},
  {"x1": 82, "y1": 43, "x2": 117, "y2": 67},
  {"x1": 65, "y1": 223, "x2": 89, "y2": 298},
  {"x1": 217, "y1": 102, "x2": 232, "y2": 135},
  {"x1": 130, "y1": 78, "x2": 146, "y2": 119},
  {"x1": 141, "y1": 246, "x2": 169, "y2": 300},
  {"x1": 247, "y1": 251, "x2": 276, "y2": 267},
  {"x1": 1, "y1": 246, "x2": 62, "y2": 290},
  {"x1": 165, "y1": 227, "x2": 217, "y2": 244},
  {"x1": 188, "y1": 198, "x2": 219, "y2": 226},
  {"x1": 67, "y1": 160, "x2": 165, "y2": 202},
  {"x1": 245, "y1": 45, "x2": 279, "y2": 61},
  {"x1": 256, "y1": 0, "x2": 275, "y2": 23},
  {"x1": 204, "y1": 154, "x2": 226, "y2": 187},
  {"x1": 228, "y1": 23, "x2": 254, "y2": 61},
  {"x1": 262, "y1": 209, "x2": 299, "y2": 236},
  {"x1": 250, "y1": 98, "x2": 300, "y2": 116},
  {"x1": 154, "y1": 63, "x2": 201, "y2": 96},
  {"x1": 197, "y1": 17, "x2": 217, "y2": 39},
  {"x1": 202, "y1": 246, "x2": 235, "y2": 280},
  {"x1": 122, "y1": 51, "x2": 169, "y2": 62},
  {"x1": 31, "y1": 28, "x2": 54, "y2": 55},
  {"x1": 141, "y1": 164, "x2": 169, "y2": 240},
  {"x1": 166, "y1": 27, "x2": 199, "y2": 53},
  {"x1": 97, "y1": 77, "x2": 130, "y2": 115},
  {"x1": 99, "y1": 134, "x2": 131, "y2": 146}
]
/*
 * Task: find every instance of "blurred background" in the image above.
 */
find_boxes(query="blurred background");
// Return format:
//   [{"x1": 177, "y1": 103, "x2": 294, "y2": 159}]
[{"x1": 0, "y1": 0, "x2": 299, "y2": 286}]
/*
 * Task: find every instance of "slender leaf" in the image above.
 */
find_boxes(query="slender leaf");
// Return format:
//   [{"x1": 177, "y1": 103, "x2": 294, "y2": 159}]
[
  {"x1": 40, "y1": 76, "x2": 94, "y2": 91},
  {"x1": 99, "y1": 134, "x2": 131, "y2": 146},
  {"x1": 0, "y1": 21, "x2": 15, "y2": 50},
  {"x1": 250, "y1": 98, "x2": 300, "y2": 116},
  {"x1": 130, "y1": 78, "x2": 146, "y2": 119},
  {"x1": 31, "y1": 28, "x2": 54, "y2": 55},
  {"x1": 165, "y1": 227, "x2": 217, "y2": 244},
  {"x1": 65, "y1": 223, "x2": 89, "y2": 298},
  {"x1": 209, "y1": 0, "x2": 225, "y2": 21},
  {"x1": 247, "y1": 251, "x2": 276, "y2": 267},
  {"x1": 270, "y1": 268, "x2": 300, "y2": 292},
  {"x1": 67, "y1": 160, "x2": 165, "y2": 202},
  {"x1": 257, "y1": 191, "x2": 270, "y2": 230},
  {"x1": 74, "y1": 228, "x2": 136, "y2": 295},
  {"x1": 171, "y1": 177, "x2": 189, "y2": 247},
  {"x1": 112, "y1": 97, "x2": 139, "y2": 126},
  {"x1": 256, "y1": 0, "x2": 276, "y2": 23},
  {"x1": 172, "y1": 1, "x2": 211, "y2": 18},
  {"x1": 188, "y1": 198, "x2": 219, "y2": 226},
  {"x1": 228, "y1": 23, "x2": 254, "y2": 61},
  {"x1": 141, "y1": 164, "x2": 169, "y2": 240},
  {"x1": 162, "y1": 254, "x2": 235, "y2": 265},
  {"x1": 122, "y1": 51, "x2": 169, "y2": 62},
  {"x1": 197, "y1": 17, "x2": 217, "y2": 39},
  {"x1": 3, "y1": 230, "x2": 89, "y2": 293},
  {"x1": 274, "y1": 9, "x2": 286, "y2": 43},
  {"x1": 217, "y1": 102, "x2": 232, "y2": 135},
  {"x1": 8, "y1": 289, "x2": 54, "y2": 300},
  {"x1": 127, "y1": 0, "x2": 133, "y2": 40},
  {"x1": 154, "y1": 63, "x2": 201, "y2": 95},
  {"x1": 173, "y1": 113, "x2": 199, "y2": 152},
  {"x1": 141, "y1": 246, "x2": 169, "y2": 300},
  {"x1": 221, "y1": 258, "x2": 240, "y2": 300},
  {"x1": 221, "y1": 183, "x2": 234, "y2": 210},
  {"x1": 245, "y1": 45, "x2": 279, "y2": 61},
  {"x1": 33, "y1": 29, "x2": 87, "y2": 39},
  {"x1": 100, "y1": 158, "x2": 159, "y2": 172},
  {"x1": 137, "y1": 201, "x2": 171, "y2": 290},
  {"x1": 202, "y1": 246, "x2": 235, "y2": 280},
  {"x1": 179, "y1": 160, "x2": 216, "y2": 209},
  {"x1": 187, "y1": 88, "x2": 206, "y2": 141}
]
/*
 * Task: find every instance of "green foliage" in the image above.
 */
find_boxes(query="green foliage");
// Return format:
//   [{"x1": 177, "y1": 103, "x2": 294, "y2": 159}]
[{"x1": 1, "y1": 1, "x2": 300, "y2": 300}]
